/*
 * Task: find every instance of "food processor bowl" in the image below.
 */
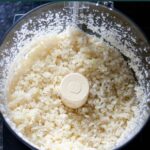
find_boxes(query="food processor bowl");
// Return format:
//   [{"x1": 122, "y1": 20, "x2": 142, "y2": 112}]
[{"x1": 0, "y1": 1, "x2": 150, "y2": 149}]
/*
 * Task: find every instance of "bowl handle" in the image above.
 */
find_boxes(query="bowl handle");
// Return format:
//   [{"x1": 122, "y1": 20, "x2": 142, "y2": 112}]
[{"x1": 13, "y1": 14, "x2": 25, "y2": 24}]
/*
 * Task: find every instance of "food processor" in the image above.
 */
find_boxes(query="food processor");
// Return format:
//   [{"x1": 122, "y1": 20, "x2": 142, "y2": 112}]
[{"x1": 0, "y1": 1, "x2": 150, "y2": 149}]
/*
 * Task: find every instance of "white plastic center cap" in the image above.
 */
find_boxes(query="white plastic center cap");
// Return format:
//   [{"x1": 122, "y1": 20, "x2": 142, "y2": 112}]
[
  {"x1": 68, "y1": 81, "x2": 81, "y2": 94},
  {"x1": 59, "y1": 73, "x2": 89, "y2": 109}
]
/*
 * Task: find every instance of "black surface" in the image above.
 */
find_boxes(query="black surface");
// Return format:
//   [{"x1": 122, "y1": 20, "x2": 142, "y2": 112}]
[
  {"x1": 1, "y1": 1, "x2": 150, "y2": 150},
  {"x1": 115, "y1": 2, "x2": 150, "y2": 41},
  {"x1": 4, "y1": 125, "x2": 29, "y2": 150}
]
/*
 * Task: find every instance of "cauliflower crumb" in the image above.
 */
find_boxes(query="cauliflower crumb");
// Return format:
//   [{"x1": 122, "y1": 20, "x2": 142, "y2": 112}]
[{"x1": 8, "y1": 27, "x2": 138, "y2": 150}]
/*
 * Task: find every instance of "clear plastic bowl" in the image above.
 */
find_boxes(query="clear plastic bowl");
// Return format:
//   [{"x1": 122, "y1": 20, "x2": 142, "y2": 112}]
[{"x1": 0, "y1": 1, "x2": 150, "y2": 150}]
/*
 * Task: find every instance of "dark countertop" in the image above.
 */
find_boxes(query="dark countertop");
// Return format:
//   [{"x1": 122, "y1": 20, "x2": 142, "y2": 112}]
[
  {"x1": 0, "y1": 2, "x2": 46, "y2": 39},
  {"x1": 0, "y1": 1, "x2": 150, "y2": 150}
]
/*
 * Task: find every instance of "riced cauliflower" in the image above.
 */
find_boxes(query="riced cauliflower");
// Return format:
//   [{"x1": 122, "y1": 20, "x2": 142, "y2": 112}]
[{"x1": 8, "y1": 27, "x2": 138, "y2": 150}]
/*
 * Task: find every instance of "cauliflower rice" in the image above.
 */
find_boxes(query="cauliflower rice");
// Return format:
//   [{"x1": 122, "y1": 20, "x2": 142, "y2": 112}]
[{"x1": 8, "y1": 27, "x2": 138, "y2": 150}]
